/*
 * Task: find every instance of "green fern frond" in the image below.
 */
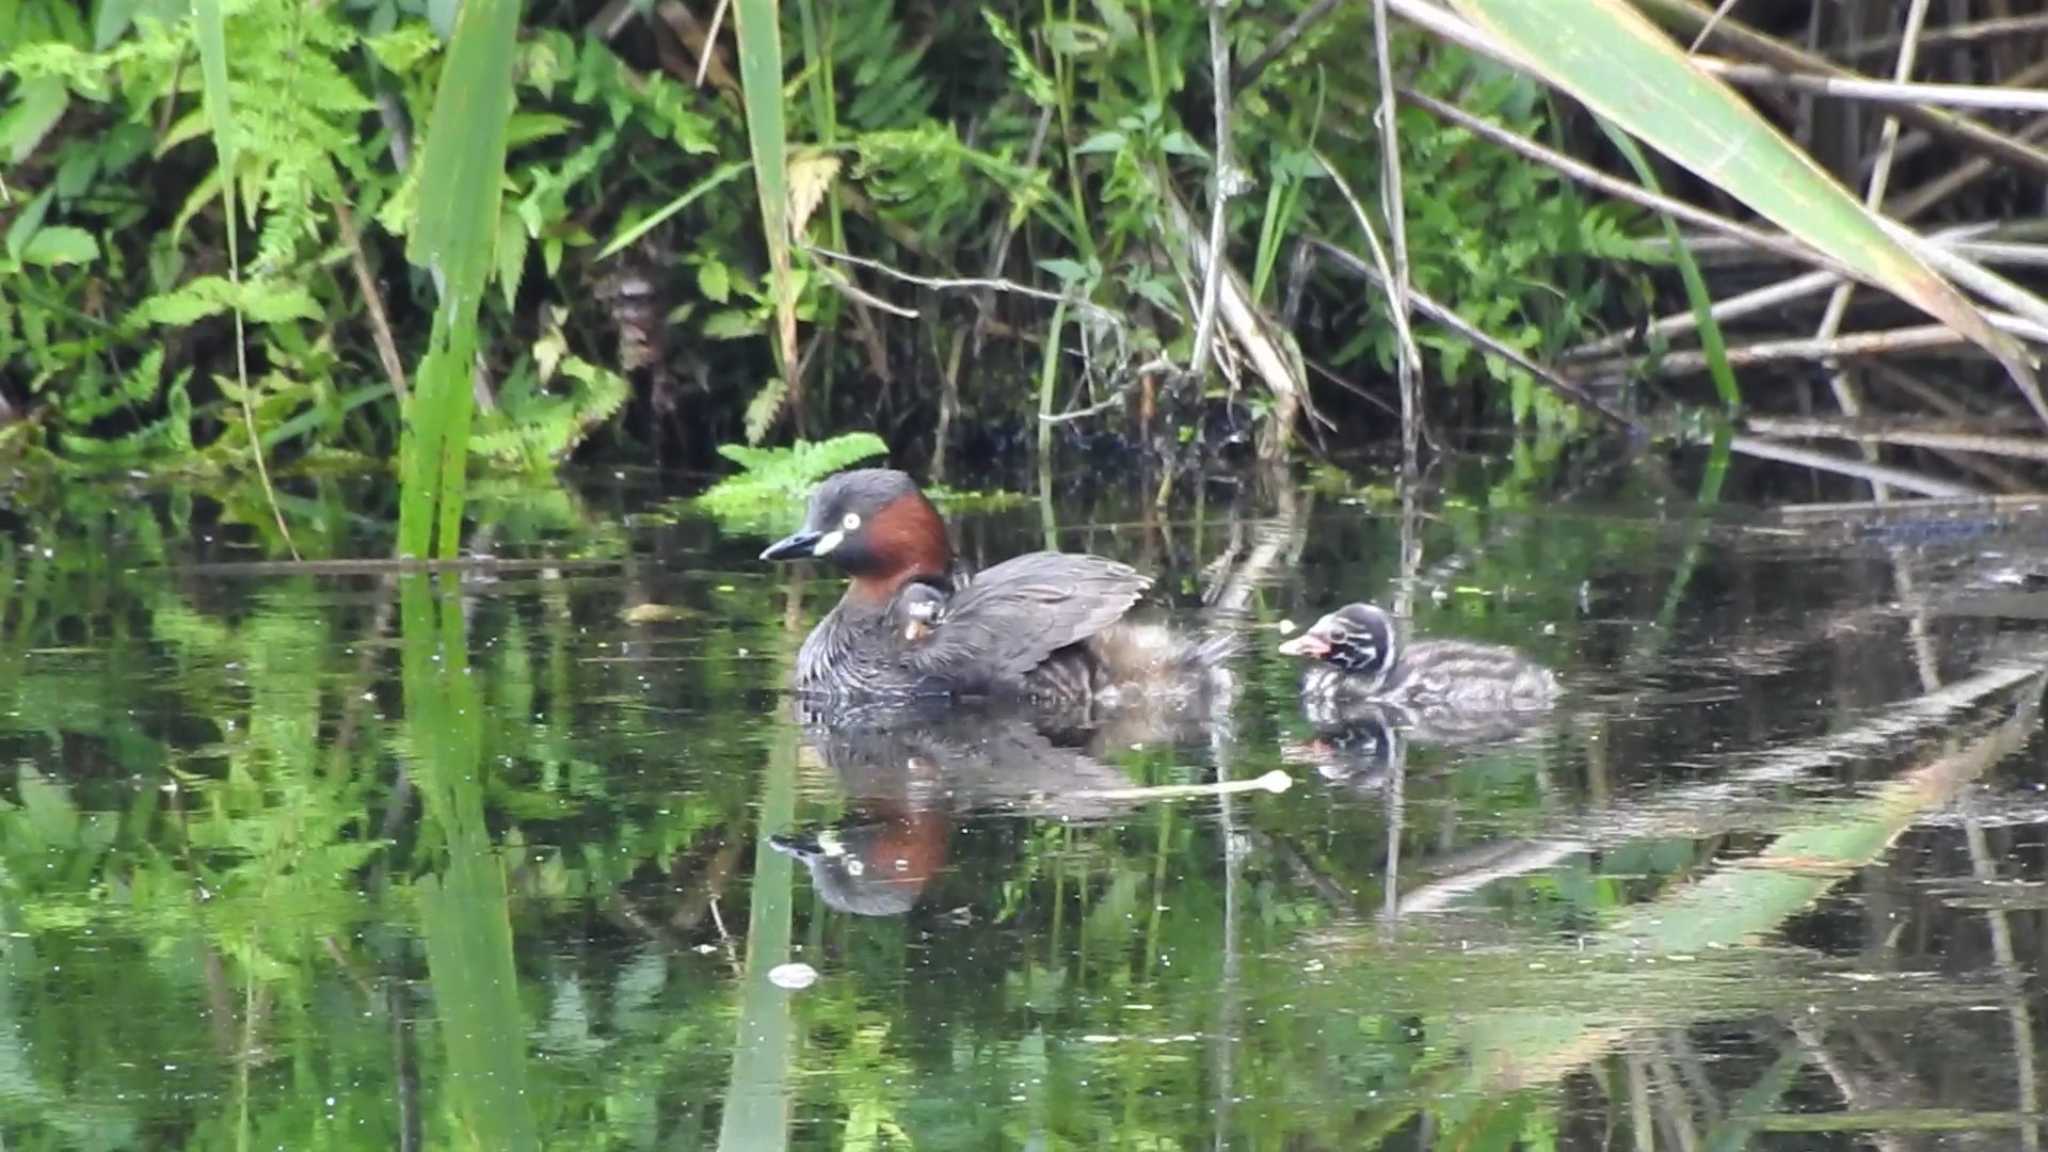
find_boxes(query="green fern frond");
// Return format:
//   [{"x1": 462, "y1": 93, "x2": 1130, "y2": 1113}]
[
  {"x1": 467, "y1": 356, "x2": 629, "y2": 471},
  {"x1": 980, "y1": 10, "x2": 1054, "y2": 109},
  {"x1": 127, "y1": 276, "x2": 320, "y2": 328},
  {"x1": 693, "y1": 432, "x2": 888, "y2": 535},
  {"x1": 742, "y1": 378, "x2": 787, "y2": 445}
]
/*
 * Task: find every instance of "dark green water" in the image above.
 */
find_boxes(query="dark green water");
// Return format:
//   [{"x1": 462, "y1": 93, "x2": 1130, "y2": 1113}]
[{"x1": 5, "y1": 453, "x2": 2048, "y2": 1150}]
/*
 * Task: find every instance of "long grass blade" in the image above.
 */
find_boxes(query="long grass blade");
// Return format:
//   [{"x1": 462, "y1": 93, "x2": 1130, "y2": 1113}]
[
  {"x1": 1598, "y1": 121, "x2": 1740, "y2": 410},
  {"x1": 397, "y1": 0, "x2": 523, "y2": 559},
  {"x1": 732, "y1": 0, "x2": 799, "y2": 435},
  {"x1": 596, "y1": 161, "x2": 751, "y2": 261}
]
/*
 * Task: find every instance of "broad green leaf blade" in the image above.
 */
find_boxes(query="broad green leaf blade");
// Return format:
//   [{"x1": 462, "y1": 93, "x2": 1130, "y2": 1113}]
[
  {"x1": 19, "y1": 225, "x2": 99, "y2": 267},
  {"x1": 191, "y1": 0, "x2": 234, "y2": 169},
  {"x1": 407, "y1": 0, "x2": 521, "y2": 319},
  {"x1": 1451, "y1": 0, "x2": 2043, "y2": 420},
  {"x1": 732, "y1": 0, "x2": 798, "y2": 425},
  {"x1": 398, "y1": 0, "x2": 522, "y2": 559}
]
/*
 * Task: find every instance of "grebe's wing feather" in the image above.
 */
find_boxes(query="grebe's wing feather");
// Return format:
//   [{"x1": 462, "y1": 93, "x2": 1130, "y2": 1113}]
[{"x1": 905, "y1": 552, "x2": 1150, "y2": 684}]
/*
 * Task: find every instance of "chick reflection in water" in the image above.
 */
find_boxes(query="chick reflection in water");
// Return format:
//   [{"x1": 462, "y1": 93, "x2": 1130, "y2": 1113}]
[
  {"x1": 772, "y1": 709, "x2": 1151, "y2": 918},
  {"x1": 1278, "y1": 603, "x2": 1559, "y2": 784}
]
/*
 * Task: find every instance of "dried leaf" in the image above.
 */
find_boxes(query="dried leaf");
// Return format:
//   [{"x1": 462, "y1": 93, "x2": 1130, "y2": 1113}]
[{"x1": 787, "y1": 151, "x2": 841, "y2": 241}]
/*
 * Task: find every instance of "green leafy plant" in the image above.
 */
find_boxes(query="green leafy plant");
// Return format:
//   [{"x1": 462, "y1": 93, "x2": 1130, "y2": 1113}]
[{"x1": 694, "y1": 431, "x2": 889, "y2": 534}]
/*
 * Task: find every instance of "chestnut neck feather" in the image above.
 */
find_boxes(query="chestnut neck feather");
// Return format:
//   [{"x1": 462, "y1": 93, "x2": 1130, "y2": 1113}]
[{"x1": 846, "y1": 493, "x2": 952, "y2": 604}]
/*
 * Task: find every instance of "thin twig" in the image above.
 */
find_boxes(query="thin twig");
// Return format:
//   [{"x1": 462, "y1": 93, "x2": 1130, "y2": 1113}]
[
  {"x1": 1839, "y1": 13, "x2": 2048, "y2": 61},
  {"x1": 1630, "y1": 220, "x2": 2031, "y2": 263},
  {"x1": 1071, "y1": 770, "x2": 1292, "y2": 803},
  {"x1": 1891, "y1": 116, "x2": 2048, "y2": 220},
  {"x1": 1040, "y1": 388, "x2": 1131, "y2": 425},
  {"x1": 1904, "y1": 234, "x2": 2048, "y2": 349},
  {"x1": 1728, "y1": 436, "x2": 1976, "y2": 498},
  {"x1": 1398, "y1": 87, "x2": 1841, "y2": 273},
  {"x1": 1563, "y1": 225, "x2": 2004, "y2": 359},
  {"x1": 1861, "y1": 56, "x2": 2048, "y2": 179},
  {"x1": 695, "y1": 0, "x2": 730, "y2": 88},
  {"x1": 1155, "y1": 173, "x2": 1310, "y2": 456},
  {"x1": 333, "y1": 198, "x2": 409, "y2": 408},
  {"x1": 1187, "y1": 0, "x2": 1233, "y2": 385},
  {"x1": 1812, "y1": 0, "x2": 1932, "y2": 440},
  {"x1": 1371, "y1": 0, "x2": 1419, "y2": 469},
  {"x1": 1686, "y1": 0, "x2": 1744, "y2": 53},
  {"x1": 1693, "y1": 57, "x2": 2048, "y2": 114},
  {"x1": 212, "y1": 91, "x2": 298, "y2": 560},
  {"x1": 972, "y1": 103, "x2": 1054, "y2": 356},
  {"x1": 802, "y1": 243, "x2": 1129, "y2": 330},
  {"x1": 1575, "y1": 314, "x2": 2048, "y2": 377},
  {"x1": 1746, "y1": 416, "x2": 2048, "y2": 462},
  {"x1": 1308, "y1": 238, "x2": 1636, "y2": 429},
  {"x1": 1633, "y1": 0, "x2": 2048, "y2": 179},
  {"x1": 1566, "y1": 267, "x2": 1840, "y2": 360},
  {"x1": 1314, "y1": 150, "x2": 1421, "y2": 386}
]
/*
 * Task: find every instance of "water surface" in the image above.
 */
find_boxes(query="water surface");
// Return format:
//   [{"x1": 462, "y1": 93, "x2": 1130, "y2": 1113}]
[{"x1": 5, "y1": 455, "x2": 2048, "y2": 1150}]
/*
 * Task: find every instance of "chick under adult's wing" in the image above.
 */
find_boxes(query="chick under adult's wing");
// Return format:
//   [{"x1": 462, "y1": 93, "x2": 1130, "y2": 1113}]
[{"x1": 904, "y1": 552, "x2": 1151, "y2": 688}]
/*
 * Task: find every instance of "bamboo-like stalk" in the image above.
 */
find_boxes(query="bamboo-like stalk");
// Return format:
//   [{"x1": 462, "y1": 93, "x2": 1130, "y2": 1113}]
[
  {"x1": 1728, "y1": 436, "x2": 1976, "y2": 499},
  {"x1": 1563, "y1": 225, "x2": 2027, "y2": 361},
  {"x1": 1811, "y1": 0, "x2": 1932, "y2": 446},
  {"x1": 1448, "y1": 0, "x2": 2043, "y2": 423},
  {"x1": 1839, "y1": 12, "x2": 2048, "y2": 61},
  {"x1": 1370, "y1": 0, "x2": 1420, "y2": 465},
  {"x1": 1187, "y1": 0, "x2": 1233, "y2": 386},
  {"x1": 1566, "y1": 267, "x2": 1840, "y2": 360},
  {"x1": 1864, "y1": 56, "x2": 2048, "y2": 180},
  {"x1": 1633, "y1": 0, "x2": 2048, "y2": 179},
  {"x1": 1574, "y1": 314, "x2": 2048, "y2": 377},
  {"x1": 1745, "y1": 415, "x2": 2048, "y2": 462},
  {"x1": 1695, "y1": 58, "x2": 2048, "y2": 114}
]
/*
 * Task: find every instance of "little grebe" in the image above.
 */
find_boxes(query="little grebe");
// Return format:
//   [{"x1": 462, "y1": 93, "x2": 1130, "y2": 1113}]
[
  {"x1": 763, "y1": 468, "x2": 1188, "y2": 700},
  {"x1": 1278, "y1": 603, "x2": 1559, "y2": 716}
]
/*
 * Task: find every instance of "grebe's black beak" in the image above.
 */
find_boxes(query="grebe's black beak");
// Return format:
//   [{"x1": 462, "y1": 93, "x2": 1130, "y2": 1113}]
[
  {"x1": 769, "y1": 831, "x2": 823, "y2": 859},
  {"x1": 760, "y1": 530, "x2": 823, "y2": 561}
]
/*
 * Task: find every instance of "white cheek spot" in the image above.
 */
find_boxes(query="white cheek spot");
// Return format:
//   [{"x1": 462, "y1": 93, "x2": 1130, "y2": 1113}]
[
  {"x1": 845, "y1": 859, "x2": 865, "y2": 877},
  {"x1": 841, "y1": 512, "x2": 862, "y2": 531},
  {"x1": 812, "y1": 529, "x2": 844, "y2": 556}
]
